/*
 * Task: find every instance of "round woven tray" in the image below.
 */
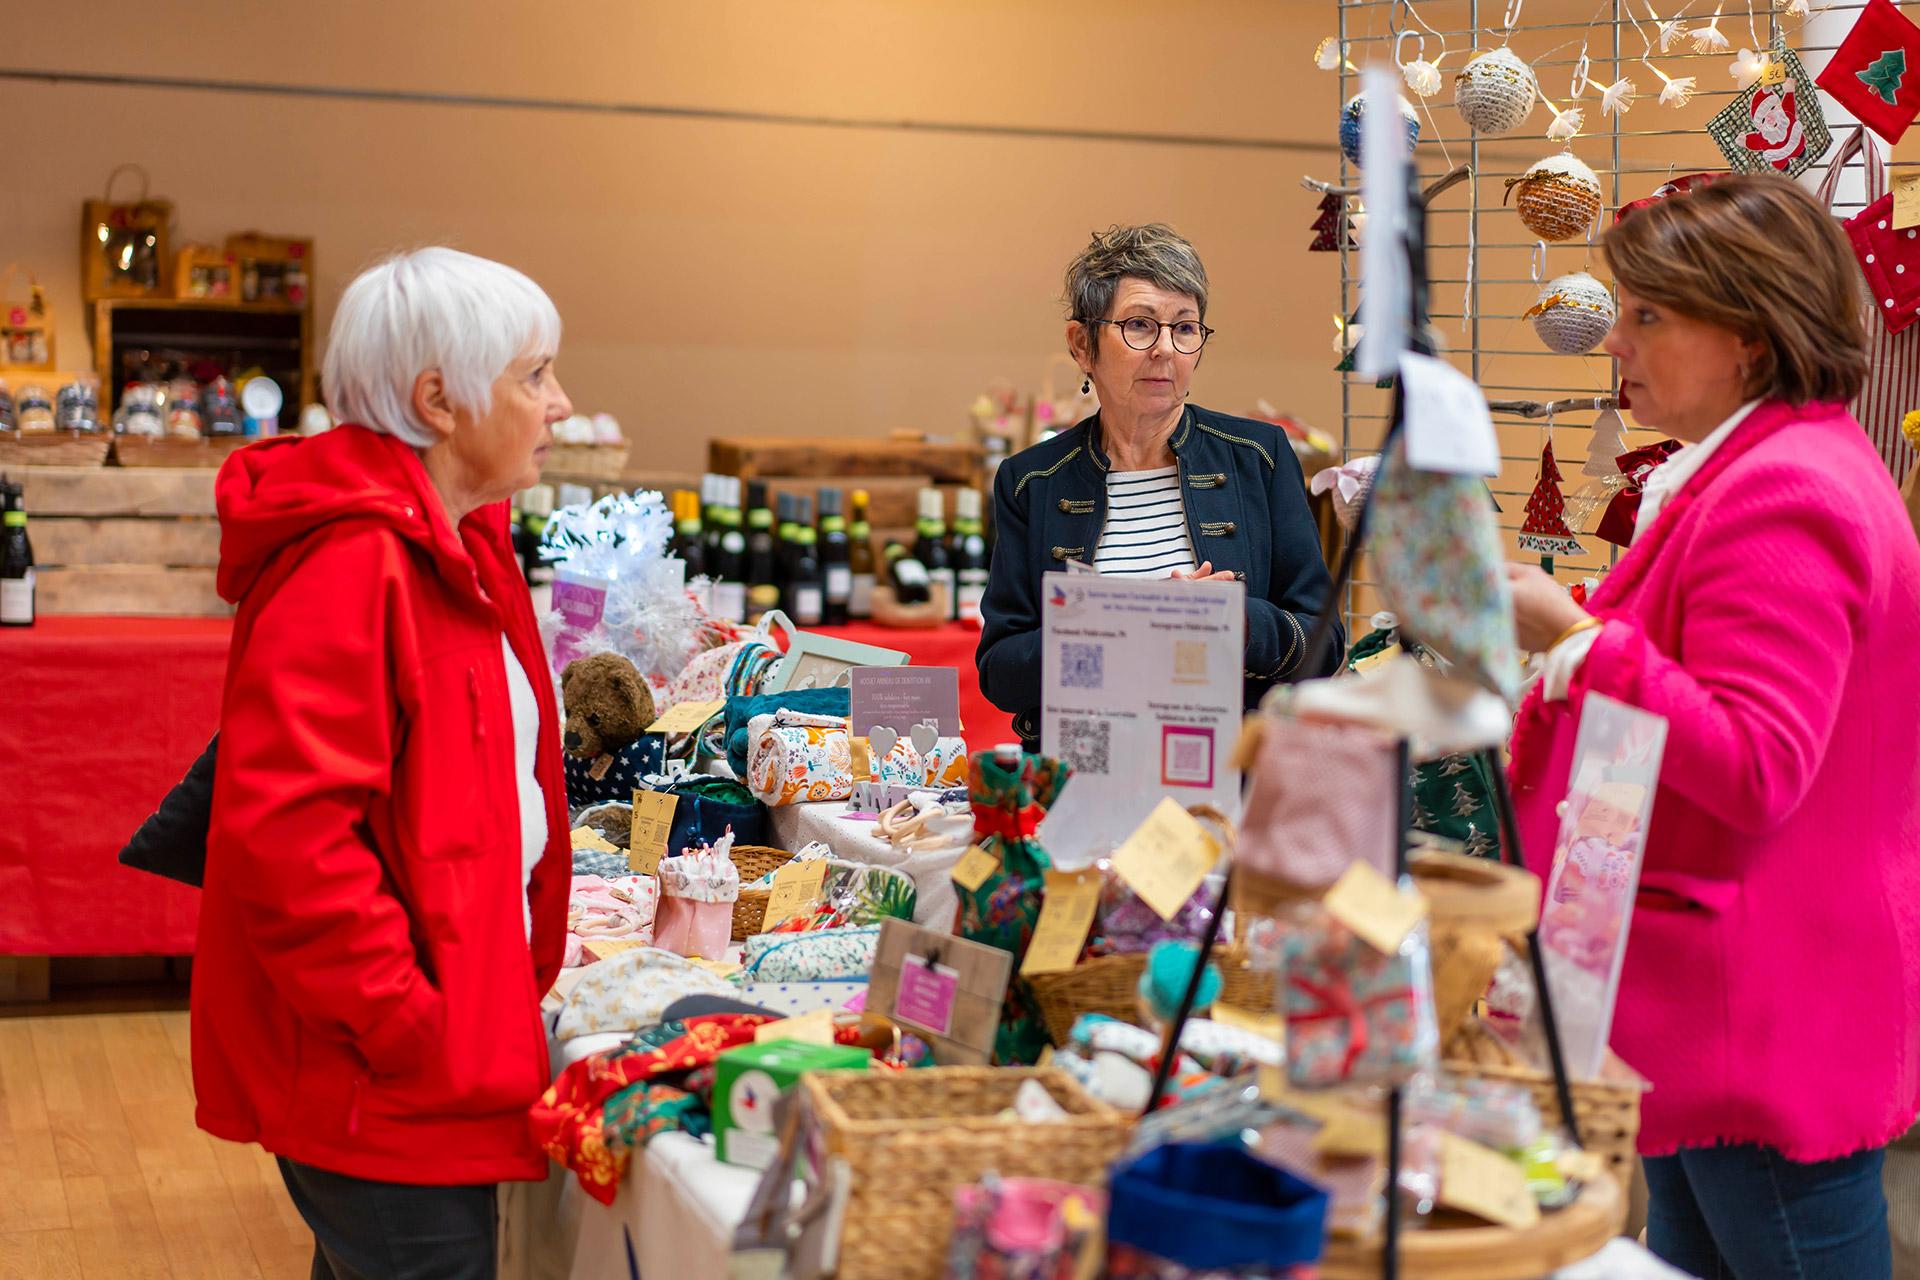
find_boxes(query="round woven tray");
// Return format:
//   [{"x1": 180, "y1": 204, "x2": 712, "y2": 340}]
[
  {"x1": 729, "y1": 843, "x2": 793, "y2": 939},
  {"x1": 1318, "y1": 1170, "x2": 1624, "y2": 1280}
]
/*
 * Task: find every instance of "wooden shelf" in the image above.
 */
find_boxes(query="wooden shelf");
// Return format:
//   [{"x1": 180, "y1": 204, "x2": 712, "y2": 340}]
[{"x1": 90, "y1": 296, "x2": 307, "y2": 315}]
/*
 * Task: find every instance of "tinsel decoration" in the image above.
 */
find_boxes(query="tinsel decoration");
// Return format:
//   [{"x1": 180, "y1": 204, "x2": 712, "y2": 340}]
[
  {"x1": 1524, "y1": 271, "x2": 1616, "y2": 354},
  {"x1": 1504, "y1": 152, "x2": 1603, "y2": 242},
  {"x1": 538, "y1": 490, "x2": 718, "y2": 684},
  {"x1": 1455, "y1": 46, "x2": 1538, "y2": 135}
]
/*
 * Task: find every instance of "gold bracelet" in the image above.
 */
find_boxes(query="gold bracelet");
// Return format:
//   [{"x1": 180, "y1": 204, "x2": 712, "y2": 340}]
[{"x1": 1546, "y1": 615, "x2": 1602, "y2": 652}]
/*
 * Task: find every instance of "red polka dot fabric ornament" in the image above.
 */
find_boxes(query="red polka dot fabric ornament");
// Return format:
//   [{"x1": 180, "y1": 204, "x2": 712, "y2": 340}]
[
  {"x1": 1816, "y1": 0, "x2": 1920, "y2": 145},
  {"x1": 1504, "y1": 152, "x2": 1603, "y2": 242},
  {"x1": 1524, "y1": 272, "x2": 1615, "y2": 355},
  {"x1": 1848, "y1": 202, "x2": 1920, "y2": 334}
]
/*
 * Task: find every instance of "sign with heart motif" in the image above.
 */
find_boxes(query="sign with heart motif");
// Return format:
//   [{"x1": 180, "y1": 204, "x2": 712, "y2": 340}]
[{"x1": 849, "y1": 667, "x2": 963, "y2": 740}]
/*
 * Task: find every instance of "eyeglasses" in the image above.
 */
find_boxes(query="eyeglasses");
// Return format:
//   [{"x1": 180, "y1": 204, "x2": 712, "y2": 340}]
[{"x1": 1088, "y1": 316, "x2": 1215, "y2": 354}]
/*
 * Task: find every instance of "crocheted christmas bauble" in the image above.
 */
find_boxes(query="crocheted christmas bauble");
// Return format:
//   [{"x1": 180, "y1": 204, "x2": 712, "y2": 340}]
[
  {"x1": 1340, "y1": 91, "x2": 1421, "y2": 168},
  {"x1": 1526, "y1": 272, "x2": 1616, "y2": 354},
  {"x1": 1505, "y1": 152, "x2": 1603, "y2": 242},
  {"x1": 1455, "y1": 46, "x2": 1538, "y2": 136}
]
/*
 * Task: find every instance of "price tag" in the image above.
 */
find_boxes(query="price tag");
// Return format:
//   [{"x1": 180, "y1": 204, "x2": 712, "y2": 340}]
[
  {"x1": 1313, "y1": 1108, "x2": 1387, "y2": 1158},
  {"x1": 1321, "y1": 860, "x2": 1429, "y2": 955},
  {"x1": 1209, "y1": 1002, "x2": 1284, "y2": 1043},
  {"x1": 646, "y1": 698, "x2": 727, "y2": 736},
  {"x1": 1351, "y1": 642, "x2": 1403, "y2": 674},
  {"x1": 1400, "y1": 351, "x2": 1501, "y2": 477},
  {"x1": 570, "y1": 825, "x2": 618, "y2": 852},
  {"x1": 762, "y1": 859, "x2": 830, "y2": 930},
  {"x1": 1110, "y1": 797, "x2": 1220, "y2": 922},
  {"x1": 1438, "y1": 1133, "x2": 1541, "y2": 1230},
  {"x1": 1020, "y1": 868, "x2": 1102, "y2": 976},
  {"x1": 1758, "y1": 57, "x2": 1787, "y2": 87},
  {"x1": 950, "y1": 844, "x2": 1002, "y2": 892},
  {"x1": 581, "y1": 937, "x2": 652, "y2": 965},
  {"x1": 1895, "y1": 173, "x2": 1920, "y2": 231},
  {"x1": 628, "y1": 790, "x2": 679, "y2": 875},
  {"x1": 755, "y1": 1008, "x2": 837, "y2": 1045},
  {"x1": 686, "y1": 956, "x2": 742, "y2": 978}
]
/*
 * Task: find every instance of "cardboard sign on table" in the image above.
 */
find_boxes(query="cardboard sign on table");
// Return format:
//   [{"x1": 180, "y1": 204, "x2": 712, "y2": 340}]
[
  {"x1": 1040, "y1": 572, "x2": 1246, "y2": 851},
  {"x1": 866, "y1": 918, "x2": 1012, "y2": 1066}
]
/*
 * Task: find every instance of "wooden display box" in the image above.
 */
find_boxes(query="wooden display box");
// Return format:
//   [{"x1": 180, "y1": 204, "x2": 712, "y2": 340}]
[
  {"x1": 18, "y1": 465, "x2": 229, "y2": 616},
  {"x1": 710, "y1": 435, "x2": 982, "y2": 485},
  {"x1": 112, "y1": 435, "x2": 250, "y2": 468}
]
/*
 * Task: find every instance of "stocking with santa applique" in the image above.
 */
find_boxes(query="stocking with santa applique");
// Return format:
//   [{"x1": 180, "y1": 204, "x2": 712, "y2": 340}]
[{"x1": 1708, "y1": 43, "x2": 1830, "y2": 177}]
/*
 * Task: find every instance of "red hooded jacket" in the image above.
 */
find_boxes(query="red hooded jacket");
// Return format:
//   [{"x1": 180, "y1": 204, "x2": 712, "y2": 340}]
[{"x1": 192, "y1": 425, "x2": 571, "y2": 1185}]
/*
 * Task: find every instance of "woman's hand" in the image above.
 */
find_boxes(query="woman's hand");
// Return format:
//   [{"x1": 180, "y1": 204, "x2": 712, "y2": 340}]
[
  {"x1": 1504, "y1": 562, "x2": 1592, "y2": 652},
  {"x1": 1171, "y1": 560, "x2": 1238, "y2": 583}
]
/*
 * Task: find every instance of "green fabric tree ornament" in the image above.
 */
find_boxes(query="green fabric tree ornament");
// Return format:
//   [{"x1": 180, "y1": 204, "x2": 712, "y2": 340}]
[{"x1": 1860, "y1": 48, "x2": 1908, "y2": 106}]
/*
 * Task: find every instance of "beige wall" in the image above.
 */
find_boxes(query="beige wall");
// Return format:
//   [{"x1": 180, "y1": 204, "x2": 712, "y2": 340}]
[{"x1": 3, "y1": 0, "x2": 1365, "y2": 473}]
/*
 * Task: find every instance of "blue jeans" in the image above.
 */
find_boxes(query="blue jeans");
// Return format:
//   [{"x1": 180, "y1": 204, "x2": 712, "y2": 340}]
[{"x1": 1644, "y1": 1144, "x2": 1890, "y2": 1280}]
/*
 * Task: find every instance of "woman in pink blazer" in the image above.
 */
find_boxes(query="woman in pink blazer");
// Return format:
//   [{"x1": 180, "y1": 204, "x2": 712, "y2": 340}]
[{"x1": 1507, "y1": 175, "x2": 1920, "y2": 1279}]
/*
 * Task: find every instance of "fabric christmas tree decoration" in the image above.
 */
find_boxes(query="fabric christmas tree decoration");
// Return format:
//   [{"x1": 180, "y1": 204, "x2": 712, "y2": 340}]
[
  {"x1": 1517, "y1": 440, "x2": 1585, "y2": 559},
  {"x1": 1707, "y1": 43, "x2": 1830, "y2": 177},
  {"x1": 1309, "y1": 192, "x2": 1351, "y2": 252},
  {"x1": 1817, "y1": 0, "x2": 1920, "y2": 144}
]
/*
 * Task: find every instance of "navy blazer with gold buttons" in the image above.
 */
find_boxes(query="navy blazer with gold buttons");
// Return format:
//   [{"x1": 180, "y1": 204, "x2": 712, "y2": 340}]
[{"x1": 975, "y1": 404, "x2": 1344, "y2": 748}]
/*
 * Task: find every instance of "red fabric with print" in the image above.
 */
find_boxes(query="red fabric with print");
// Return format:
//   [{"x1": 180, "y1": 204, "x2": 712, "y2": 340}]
[
  {"x1": 1817, "y1": 0, "x2": 1920, "y2": 144},
  {"x1": 191, "y1": 425, "x2": 574, "y2": 1186}
]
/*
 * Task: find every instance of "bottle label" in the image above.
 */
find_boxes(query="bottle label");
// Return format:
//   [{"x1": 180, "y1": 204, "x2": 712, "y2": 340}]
[
  {"x1": 1, "y1": 572, "x2": 33, "y2": 625},
  {"x1": 712, "y1": 581, "x2": 748, "y2": 625},
  {"x1": 849, "y1": 572, "x2": 876, "y2": 617},
  {"x1": 794, "y1": 586, "x2": 824, "y2": 626},
  {"x1": 930, "y1": 568, "x2": 957, "y2": 607},
  {"x1": 958, "y1": 571, "x2": 988, "y2": 623},
  {"x1": 826, "y1": 565, "x2": 852, "y2": 602}
]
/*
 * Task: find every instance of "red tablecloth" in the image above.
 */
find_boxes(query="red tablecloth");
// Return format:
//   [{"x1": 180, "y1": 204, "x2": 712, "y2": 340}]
[{"x1": 0, "y1": 615, "x2": 1004, "y2": 956}]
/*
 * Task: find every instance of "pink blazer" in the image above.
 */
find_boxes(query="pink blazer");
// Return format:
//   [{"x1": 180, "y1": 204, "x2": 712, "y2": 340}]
[{"x1": 1511, "y1": 399, "x2": 1920, "y2": 1161}]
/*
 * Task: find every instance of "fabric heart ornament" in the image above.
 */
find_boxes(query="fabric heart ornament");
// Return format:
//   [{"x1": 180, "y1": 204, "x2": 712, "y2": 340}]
[
  {"x1": 868, "y1": 725, "x2": 899, "y2": 760},
  {"x1": 1816, "y1": 0, "x2": 1920, "y2": 144},
  {"x1": 1707, "y1": 44, "x2": 1830, "y2": 178}
]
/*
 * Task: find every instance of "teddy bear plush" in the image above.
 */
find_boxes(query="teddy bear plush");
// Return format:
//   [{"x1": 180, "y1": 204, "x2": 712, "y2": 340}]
[{"x1": 560, "y1": 652, "x2": 664, "y2": 809}]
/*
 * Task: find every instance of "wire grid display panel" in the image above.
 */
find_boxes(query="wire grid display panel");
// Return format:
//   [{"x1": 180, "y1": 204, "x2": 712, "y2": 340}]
[{"x1": 1325, "y1": 0, "x2": 1846, "y2": 623}]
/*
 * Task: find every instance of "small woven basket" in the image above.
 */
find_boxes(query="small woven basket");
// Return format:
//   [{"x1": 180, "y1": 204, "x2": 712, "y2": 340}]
[
  {"x1": 1446, "y1": 1017, "x2": 1647, "y2": 1190},
  {"x1": 802, "y1": 1067, "x2": 1131, "y2": 1280},
  {"x1": 1028, "y1": 947, "x2": 1274, "y2": 1047},
  {"x1": 729, "y1": 843, "x2": 794, "y2": 938}
]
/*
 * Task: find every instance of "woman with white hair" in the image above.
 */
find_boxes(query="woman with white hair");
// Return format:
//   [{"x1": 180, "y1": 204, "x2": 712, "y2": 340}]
[{"x1": 191, "y1": 247, "x2": 574, "y2": 1278}]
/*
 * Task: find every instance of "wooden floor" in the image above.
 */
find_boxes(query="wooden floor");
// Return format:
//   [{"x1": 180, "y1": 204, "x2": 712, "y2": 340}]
[{"x1": 0, "y1": 1000, "x2": 311, "y2": 1280}]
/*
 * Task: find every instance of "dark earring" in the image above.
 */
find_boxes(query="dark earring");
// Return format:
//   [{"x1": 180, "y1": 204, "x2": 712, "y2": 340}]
[{"x1": 1081, "y1": 374, "x2": 1091, "y2": 395}]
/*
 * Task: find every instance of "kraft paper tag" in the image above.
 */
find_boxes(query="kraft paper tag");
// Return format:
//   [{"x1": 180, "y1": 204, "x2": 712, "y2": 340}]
[
  {"x1": 762, "y1": 859, "x2": 830, "y2": 930},
  {"x1": 755, "y1": 1008, "x2": 837, "y2": 1045},
  {"x1": 1758, "y1": 57, "x2": 1787, "y2": 87},
  {"x1": 1111, "y1": 798, "x2": 1219, "y2": 922},
  {"x1": 646, "y1": 698, "x2": 727, "y2": 736},
  {"x1": 1439, "y1": 1133, "x2": 1542, "y2": 1230},
  {"x1": 950, "y1": 844, "x2": 1002, "y2": 892},
  {"x1": 1321, "y1": 861, "x2": 1429, "y2": 955},
  {"x1": 588, "y1": 754, "x2": 614, "y2": 781},
  {"x1": 581, "y1": 937, "x2": 652, "y2": 964},
  {"x1": 686, "y1": 956, "x2": 742, "y2": 978},
  {"x1": 628, "y1": 790, "x2": 678, "y2": 875},
  {"x1": 1313, "y1": 1108, "x2": 1387, "y2": 1158},
  {"x1": 570, "y1": 825, "x2": 618, "y2": 853},
  {"x1": 1351, "y1": 642, "x2": 1403, "y2": 674},
  {"x1": 1020, "y1": 869, "x2": 1102, "y2": 976},
  {"x1": 1209, "y1": 1001, "x2": 1284, "y2": 1044},
  {"x1": 1228, "y1": 715, "x2": 1266, "y2": 772},
  {"x1": 1894, "y1": 174, "x2": 1920, "y2": 230}
]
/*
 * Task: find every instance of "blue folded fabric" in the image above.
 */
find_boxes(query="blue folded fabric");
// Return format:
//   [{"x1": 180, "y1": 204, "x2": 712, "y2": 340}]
[
  {"x1": 1107, "y1": 1141, "x2": 1329, "y2": 1269},
  {"x1": 723, "y1": 688, "x2": 851, "y2": 778}
]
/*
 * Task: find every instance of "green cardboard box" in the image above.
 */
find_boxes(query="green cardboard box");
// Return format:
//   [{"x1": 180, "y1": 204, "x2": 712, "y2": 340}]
[{"x1": 712, "y1": 1039, "x2": 869, "y2": 1169}]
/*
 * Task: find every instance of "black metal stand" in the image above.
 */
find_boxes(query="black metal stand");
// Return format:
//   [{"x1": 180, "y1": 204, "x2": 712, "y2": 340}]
[{"x1": 1141, "y1": 863, "x2": 1236, "y2": 1120}]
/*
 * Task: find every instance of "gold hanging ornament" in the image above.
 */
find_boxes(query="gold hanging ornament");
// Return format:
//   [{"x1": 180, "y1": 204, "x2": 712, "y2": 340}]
[{"x1": 1505, "y1": 152, "x2": 1604, "y2": 241}]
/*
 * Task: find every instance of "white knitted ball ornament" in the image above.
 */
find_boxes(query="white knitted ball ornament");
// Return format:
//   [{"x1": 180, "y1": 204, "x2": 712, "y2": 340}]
[
  {"x1": 1456, "y1": 47, "x2": 1538, "y2": 136},
  {"x1": 1505, "y1": 152, "x2": 1603, "y2": 243},
  {"x1": 1526, "y1": 272, "x2": 1615, "y2": 354}
]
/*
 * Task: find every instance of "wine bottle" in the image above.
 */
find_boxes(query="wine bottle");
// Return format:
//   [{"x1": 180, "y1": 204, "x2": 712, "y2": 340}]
[
  {"x1": 788, "y1": 508, "x2": 825, "y2": 627},
  {"x1": 848, "y1": 489, "x2": 876, "y2": 620},
  {"x1": 883, "y1": 540, "x2": 931, "y2": 606},
  {"x1": 818, "y1": 487, "x2": 852, "y2": 626},
  {"x1": 711, "y1": 478, "x2": 748, "y2": 625},
  {"x1": 671, "y1": 489, "x2": 709, "y2": 613},
  {"x1": 1, "y1": 477, "x2": 36, "y2": 627},
  {"x1": 915, "y1": 488, "x2": 956, "y2": 620},
  {"x1": 701, "y1": 473, "x2": 725, "y2": 566},
  {"x1": 953, "y1": 487, "x2": 990, "y2": 624},
  {"x1": 744, "y1": 479, "x2": 781, "y2": 624}
]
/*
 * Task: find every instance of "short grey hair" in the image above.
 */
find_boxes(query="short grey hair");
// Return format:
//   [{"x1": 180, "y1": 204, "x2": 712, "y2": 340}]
[
  {"x1": 1063, "y1": 224, "x2": 1210, "y2": 340},
  {"x1": 323, "y1": 246, "x2": 561, "y2": 450}
]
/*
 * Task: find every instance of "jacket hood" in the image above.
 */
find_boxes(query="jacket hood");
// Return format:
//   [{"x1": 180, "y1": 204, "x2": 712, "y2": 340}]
[{"x1": 215, "y1": 424, "x2": 486, "y2": 605}]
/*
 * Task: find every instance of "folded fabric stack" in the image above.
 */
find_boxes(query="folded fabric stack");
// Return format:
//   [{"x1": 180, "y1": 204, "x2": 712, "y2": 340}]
[{"x1": 563, "y1": 874, "x2": 659, "y2": 967}]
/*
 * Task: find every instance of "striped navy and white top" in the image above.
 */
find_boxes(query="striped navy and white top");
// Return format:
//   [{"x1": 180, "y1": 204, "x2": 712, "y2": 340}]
[{"x1": 1092, "y1": 466, "x2": 1197, "y2": 578}]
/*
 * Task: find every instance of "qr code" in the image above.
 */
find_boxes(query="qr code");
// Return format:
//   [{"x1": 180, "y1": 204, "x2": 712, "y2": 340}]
[
  {"x1": 1174, "y1": 640, "x2": 1207, "y2": 678},
  {"x1": 1058, "y1": 716, "x2": 1111, "y2": 776},
  {"x1": 1060, "y1": 642, "x2": 1105, "y2": 689}
]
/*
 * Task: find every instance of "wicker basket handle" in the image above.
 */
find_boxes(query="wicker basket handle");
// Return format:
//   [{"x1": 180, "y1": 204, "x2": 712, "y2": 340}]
[{"x1": 103, "y1": 163, "x2": 152, "y2": 206}]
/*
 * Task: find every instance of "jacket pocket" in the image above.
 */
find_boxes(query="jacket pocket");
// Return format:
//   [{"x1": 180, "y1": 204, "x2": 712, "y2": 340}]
[{"x1": 393, "y1": 652, "x2": 505, "y2": 863}]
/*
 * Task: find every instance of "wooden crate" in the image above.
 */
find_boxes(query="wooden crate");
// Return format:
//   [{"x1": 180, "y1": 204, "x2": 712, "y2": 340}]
[
  {"x1": 18, "y1": 465, "x2": 228, "y2": 616},
  {"x1": 762, "y1": 475, "x2": 949, "y2": 529},
  {"x1": 710, "y1": 435, "x2": 982, "y2": 485},
  {"x1": 112, "y1": 435, "x2": 249, "y2": 468}
]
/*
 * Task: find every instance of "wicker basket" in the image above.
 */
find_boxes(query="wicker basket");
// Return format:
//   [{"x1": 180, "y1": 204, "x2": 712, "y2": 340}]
[
  {"x1": 729, "y1": 843, "x2": 793, "y2": 939},
  {"x1": 802, "y1": 1067, "x2": 1131, "y2": 1280},
  {"x1": 1446, "y1": 1017, "x2": 1647, "y2": 1190},
  {"x1": 1028, "y1": 947, "x2": 1273, "y2": 1047},
  {"x1": 0, "y1": 430, "x2": 111, "y2": 467}
]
